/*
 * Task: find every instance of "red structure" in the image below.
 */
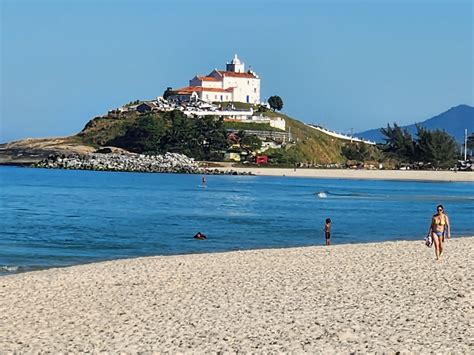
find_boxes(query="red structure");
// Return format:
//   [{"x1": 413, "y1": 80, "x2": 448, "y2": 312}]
[{"x1": 255, "y1": 155, "x2": 268, "y2": 165}]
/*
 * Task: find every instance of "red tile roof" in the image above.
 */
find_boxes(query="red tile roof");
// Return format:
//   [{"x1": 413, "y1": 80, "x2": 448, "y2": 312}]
[
  {"x1": 173, "y1": 86, "x2": 232, "y2": 94},
  {"x1": 197, "y1": 76, "x2": 220, "y2": 82}
]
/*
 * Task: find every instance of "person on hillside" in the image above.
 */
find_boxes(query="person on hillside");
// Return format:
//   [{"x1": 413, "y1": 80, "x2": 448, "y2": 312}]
[
  {"x1": 427, "y1": 204, "x2": 451, "y2": 260},
  {"x1": 324, "y1": 218, "x2": 332, "y2": 246}
]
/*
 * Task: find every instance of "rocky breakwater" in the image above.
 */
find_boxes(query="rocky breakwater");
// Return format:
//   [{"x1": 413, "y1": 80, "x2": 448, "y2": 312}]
[{"x1": 35, "y1": 152, "x2": 249, "y2": 175}]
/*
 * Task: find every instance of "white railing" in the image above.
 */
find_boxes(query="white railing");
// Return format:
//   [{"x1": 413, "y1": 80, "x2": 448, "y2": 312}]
[{"x1": 307, "y1": 124, "x2": 376, "y2": 145}]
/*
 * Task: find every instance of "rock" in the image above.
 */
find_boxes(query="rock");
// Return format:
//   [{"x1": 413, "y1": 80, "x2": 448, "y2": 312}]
[
  {"x1": 95, "y1": 147, "x2": 112, "y2": 154},
  {"x1": 34, "y1": 152, "x2": 251, "y2": 176}
]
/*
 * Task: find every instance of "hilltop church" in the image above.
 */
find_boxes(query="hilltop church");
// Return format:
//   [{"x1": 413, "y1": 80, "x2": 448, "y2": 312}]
[{"x1": 168, "y1": 55, "x2": 261, "y2": 104}]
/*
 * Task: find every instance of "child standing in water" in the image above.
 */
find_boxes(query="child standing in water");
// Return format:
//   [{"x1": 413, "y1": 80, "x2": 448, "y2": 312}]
[{"x1": 324, "y1": 218, "x2": 331, "y2": 245}]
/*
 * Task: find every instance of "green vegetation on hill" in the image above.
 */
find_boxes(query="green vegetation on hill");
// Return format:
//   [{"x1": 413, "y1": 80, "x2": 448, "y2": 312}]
[
  {"x1": 76, "y1": 103, "x2": 411, "y2": 165},
  {"x1": 217, "y1": 102, "x2": 350, "y2": 164},
  {"x1": 75, "y1": 106, "x2": 353, "y2": 164},
  {"x1": 77, "y1": 112, "x2": 140, "y2": 147},
  {"x1": 273, "y1": 113, "x2": 347, "y2": 164},
  {"x1": 223, "y1": 122, "x2": 280, "y2": 132},
  {"x1": 79, "y1": 111, "x2": 228, "y2": 160},
  {"x1": 215, "y1": 102, "x2": 253, "y2": 110},
  {"x1": 72, "y1": 101, "x2": 463, "y2": 168}
]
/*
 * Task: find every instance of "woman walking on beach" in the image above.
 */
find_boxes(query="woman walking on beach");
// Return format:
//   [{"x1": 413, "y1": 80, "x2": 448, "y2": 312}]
[{"x1": 428, "y1": 204, "x2": 451, "y2": 260}]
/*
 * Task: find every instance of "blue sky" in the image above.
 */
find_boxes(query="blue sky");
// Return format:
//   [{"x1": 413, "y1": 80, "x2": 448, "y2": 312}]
[{"x1": 1, "y1": 0, "x2": 472, "y2": 142}]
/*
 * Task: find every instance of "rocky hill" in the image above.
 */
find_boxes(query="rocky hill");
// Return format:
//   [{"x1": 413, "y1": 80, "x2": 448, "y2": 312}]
[
  {"x1": 0, "y1": 137, "x2": 96, "y2": 165},
  {"x1": 0, "y1": 107, "x2": 353, "y2": 165}
]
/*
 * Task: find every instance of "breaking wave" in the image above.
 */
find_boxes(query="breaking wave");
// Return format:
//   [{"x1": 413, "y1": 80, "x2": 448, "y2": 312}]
[{"x1": 0, "y1": 265, "x2": 19, "y2": 273}]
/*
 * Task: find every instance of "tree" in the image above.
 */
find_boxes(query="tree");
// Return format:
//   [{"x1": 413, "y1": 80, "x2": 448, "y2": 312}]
[
  {"x1": 268, "y1": 95, "x2": 283, "y2": 111},
  {"x1": 467, "y1": 132, "x2": 474, "y2": 157},
  {"x1": 108, "y1": 114, "x2": 167, "y2": 154},
  {"x1": 163, "y1": 87, "x2": 173, "y2": 100},
  {"x1": 415, "y1": 125, "x2": 458, "y2": 168},
  {"x1": 341, "y1": 142, "x2": 371, "y2": 162},
  {"x1": 240, "y1": 134, "x2": 262, "y2": 153},
  {"x1": 158, "y1": 110, "x2": 196, "y2": 155},
  {"x1": 107, "y1": 110, "x2": 230, "y2": 160},
  {"x1": 380, "y1": 123, "x2": 415, "y2": 162},
  {"x1": 196, "y1": 116, "x2": 229, "y2": 160},
  {"x1": 256, "y1": 104, "x2": 269, "y2": 113}
]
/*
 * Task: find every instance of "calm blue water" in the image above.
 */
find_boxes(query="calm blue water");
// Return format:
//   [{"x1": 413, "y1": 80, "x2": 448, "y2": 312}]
[{"x1": 1, "y1": 166, "x2": 473, "y2": 273}]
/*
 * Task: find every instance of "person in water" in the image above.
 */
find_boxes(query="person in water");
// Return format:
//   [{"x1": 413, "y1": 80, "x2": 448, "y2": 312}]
[
  {"x1": 193, "y1": 232, "x2": 207, "y2": 240},
  {"x1": 324, "y1": 218, "x2": 331, "y2": 245},
  {"x1": 201, "y1": 176, "x2": 206, "y2": 186},
  {"x1": 428, "y1": 204, "x2": 451, "y2": 260}
]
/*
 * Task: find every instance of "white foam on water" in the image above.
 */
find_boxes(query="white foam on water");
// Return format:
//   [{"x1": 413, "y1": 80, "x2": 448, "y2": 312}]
[
  {"x1": 0, "y1": 265, "x2": 19, "y2": 272},
  {"x1": 317, "y1": 192, "x2": 327, "y2": 198}
]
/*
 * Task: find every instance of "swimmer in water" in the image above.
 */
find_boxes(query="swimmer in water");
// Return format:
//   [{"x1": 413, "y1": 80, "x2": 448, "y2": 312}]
[{"x1": 193, "y1": 232, "x2": 207, "y2": 240}]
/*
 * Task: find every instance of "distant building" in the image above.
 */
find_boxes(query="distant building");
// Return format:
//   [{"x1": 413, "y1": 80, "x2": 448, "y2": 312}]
[
  {"x1": 136, "y1": 102, "x2": 157, "y2": 113},
  {"x1": 224, "y1": 152, "x2": 241, "y2": 162},
  {"x1": 223, "y1": 114, "x2": 286, "y2": 131},
  {"x1": 168, "y1": 54, "x2": 261, "y2": 104}
]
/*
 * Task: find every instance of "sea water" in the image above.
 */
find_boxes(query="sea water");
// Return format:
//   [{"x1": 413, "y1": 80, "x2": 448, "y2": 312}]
[{"x1": 1, "y1": 166, "x2": 473, "y2": 273}]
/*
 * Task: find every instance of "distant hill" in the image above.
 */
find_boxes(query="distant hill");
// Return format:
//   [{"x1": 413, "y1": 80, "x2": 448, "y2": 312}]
[
  {"x1": 76, "y1": 107, "x2": 348, "y2": 164},
  {"x1": 356, "y1": 104, "x2": 474, "y2": 143},
  {"x1": 0, "y1": 106, "x2": 350, "y2": 165}
]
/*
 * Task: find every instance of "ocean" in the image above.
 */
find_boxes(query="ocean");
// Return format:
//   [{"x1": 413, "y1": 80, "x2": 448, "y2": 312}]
[{"x1": 1, "y1": 166, "x2": 473, "y2": 273}]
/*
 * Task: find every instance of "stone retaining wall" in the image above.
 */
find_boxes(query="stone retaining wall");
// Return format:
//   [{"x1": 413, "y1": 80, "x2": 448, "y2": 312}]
[{"x1": 35, "y1": 152, "x2": 249, "y2": 175}]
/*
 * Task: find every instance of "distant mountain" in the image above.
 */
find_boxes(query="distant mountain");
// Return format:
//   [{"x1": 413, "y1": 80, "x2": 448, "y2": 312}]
[{"x1": 356, "y1": 104, "x2": 474, "y2": 143}]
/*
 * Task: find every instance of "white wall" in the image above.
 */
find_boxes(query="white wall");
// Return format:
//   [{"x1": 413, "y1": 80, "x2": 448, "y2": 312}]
[
  {"x1": 223, "y1": 77, "x2": 260, "y2": 104},
  {"x1": 227, "y1": 115, "x2": 286, "y2": 131},
  {"x1": 198, "y1": 91, "x2": 231, "y2": 102},
  {"x1": 189, "y1": 77, "x2": 223, "y2": 89},
  {"x1": 192, "y1": 69, "x2": 260, "y2": 104}
]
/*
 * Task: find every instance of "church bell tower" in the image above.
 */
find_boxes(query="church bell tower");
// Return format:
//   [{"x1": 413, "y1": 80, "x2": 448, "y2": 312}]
[{"x1": 226, "y1": 54, "x2": 245, "y2": 73}]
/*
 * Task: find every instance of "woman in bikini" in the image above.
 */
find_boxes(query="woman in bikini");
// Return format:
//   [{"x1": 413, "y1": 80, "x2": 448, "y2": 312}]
[{"x1": 428, "y1": 204, "x2": 451, "y2": 260}]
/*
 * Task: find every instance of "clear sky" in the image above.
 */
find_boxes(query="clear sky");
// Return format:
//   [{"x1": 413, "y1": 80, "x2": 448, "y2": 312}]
[{"x1": 1, "y1": 0, "x2": 472, "y2": 142}]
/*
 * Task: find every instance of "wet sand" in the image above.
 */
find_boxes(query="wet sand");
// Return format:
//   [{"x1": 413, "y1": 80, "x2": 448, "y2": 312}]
[
  {"x1": 218, "y1": 167, "x2": 474, "y2": 182},
  {"x1": 0, "y1": 237, "x2": 472, "y2": 353}
]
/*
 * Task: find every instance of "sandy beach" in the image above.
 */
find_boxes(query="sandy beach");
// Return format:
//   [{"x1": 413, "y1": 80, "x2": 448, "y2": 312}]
[
  {"x1": 217, "y1": 167, "x2": 474, "y2": 182},
  {"x1": 0, "y1": 237, "x2": 472, "y2": 353}
]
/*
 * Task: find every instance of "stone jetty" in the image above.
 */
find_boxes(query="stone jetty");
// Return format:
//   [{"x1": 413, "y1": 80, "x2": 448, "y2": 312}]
[{"x1": 34, "y1": 152, "x2": 249, "y2": 175}]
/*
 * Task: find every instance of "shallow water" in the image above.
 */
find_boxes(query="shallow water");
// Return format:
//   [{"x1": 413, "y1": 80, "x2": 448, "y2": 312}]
[{"x1": 1, "y1": 166, "x2": 473, "y2": 273}]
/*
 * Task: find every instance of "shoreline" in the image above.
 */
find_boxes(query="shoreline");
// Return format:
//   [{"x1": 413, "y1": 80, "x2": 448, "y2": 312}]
[
  {"x1": 216, "y1": 166, "x2": 474, "y2": 182},
  {"x1": 2, "y1": 235, "x2": 474, "y2": 277},
  {"x1": 3, "y1": 164, "x2": 473, "y2": 182},
  {"x1": 1, "y1": 237, "x2": 472, "y2": 352}
]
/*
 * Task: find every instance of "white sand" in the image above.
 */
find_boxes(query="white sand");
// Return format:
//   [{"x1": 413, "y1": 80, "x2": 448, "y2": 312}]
[
  {"x1": 1, "y1": 238, "x2": 473, "y2": 353},
  {"x1": 218, "y1": 167, "x2": 474, "y2": 182}
]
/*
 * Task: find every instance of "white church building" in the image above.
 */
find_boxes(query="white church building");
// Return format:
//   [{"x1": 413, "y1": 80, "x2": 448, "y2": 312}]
[{"x1": 169, "y1": 55, "x2": 261, "y2": 104}]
